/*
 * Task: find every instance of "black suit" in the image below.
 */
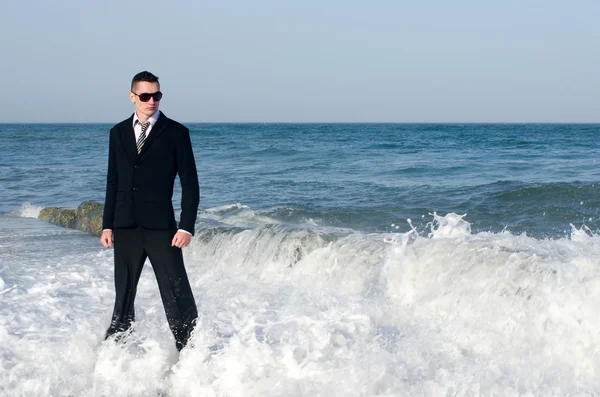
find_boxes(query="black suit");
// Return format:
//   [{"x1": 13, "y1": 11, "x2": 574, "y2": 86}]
[{"x1": 102, "y1": 112, "x2": 199, "y2": 350}]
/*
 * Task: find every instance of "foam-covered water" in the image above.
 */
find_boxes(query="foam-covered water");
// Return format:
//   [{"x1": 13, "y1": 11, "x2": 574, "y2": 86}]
[
  {"x1": 1, "y1": 123, "x2": 600, "y2": 395},
  {"x1": 2, "y1": 209, "x2": 600, "y2": 395}
]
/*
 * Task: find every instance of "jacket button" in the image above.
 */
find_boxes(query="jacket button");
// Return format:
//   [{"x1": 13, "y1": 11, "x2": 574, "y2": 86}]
[{"x1": 133, "y1": 188, "x2": 138, "y2": 191}]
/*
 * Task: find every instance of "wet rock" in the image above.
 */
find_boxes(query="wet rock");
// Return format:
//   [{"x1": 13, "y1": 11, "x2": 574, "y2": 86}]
[
  {"x1": 75, "y1": 201, "x2": 104, "y2": 236},
  {"x1": 39, "y1": 201, "x2": 104, "y2": 236},
  {"x1": 38, "y1": 207, "x2": 77, "y2": 229}
]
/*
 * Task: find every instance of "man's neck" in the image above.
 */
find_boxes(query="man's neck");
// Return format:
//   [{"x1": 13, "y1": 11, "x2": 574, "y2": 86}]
[{"x1": 136, "y1": 112, "x2": 150, "y2": 123}]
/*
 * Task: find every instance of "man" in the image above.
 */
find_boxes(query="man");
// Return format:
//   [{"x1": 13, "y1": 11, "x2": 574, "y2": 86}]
[{"x1": 100, "y1": 71, "x2": 199, "y2": 351}]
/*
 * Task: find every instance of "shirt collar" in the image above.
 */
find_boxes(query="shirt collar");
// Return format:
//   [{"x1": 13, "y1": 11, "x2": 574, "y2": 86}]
[{"x1": 133, "y1": 109, "x2": 161, "y2": 127}]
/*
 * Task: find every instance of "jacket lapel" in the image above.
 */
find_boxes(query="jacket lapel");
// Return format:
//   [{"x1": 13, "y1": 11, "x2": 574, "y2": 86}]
[
  {"x1": 138, "y1": 111, "x2": 167, "y2": 158},
  {"x1": 118, "y1": 115, "x2": 138, "y2": 162}
]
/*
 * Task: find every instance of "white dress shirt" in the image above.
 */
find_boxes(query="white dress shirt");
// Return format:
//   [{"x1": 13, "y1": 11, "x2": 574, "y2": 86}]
[{"x1": 133, "y1": 109, "x2": 161, "y2": 141}]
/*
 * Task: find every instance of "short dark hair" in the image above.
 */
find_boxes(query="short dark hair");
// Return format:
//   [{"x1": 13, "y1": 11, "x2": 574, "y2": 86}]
[{"x1": 131, "y1": 71, "x2": 159, "y2": 90}]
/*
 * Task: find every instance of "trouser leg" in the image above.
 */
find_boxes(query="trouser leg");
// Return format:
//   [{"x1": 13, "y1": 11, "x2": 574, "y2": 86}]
[
  {"x1": 143, "y1": 229, "x2": 198, "y2": 351},
  {"x1": 105, "y1": 227, "x2": 147, "y2": 339}
]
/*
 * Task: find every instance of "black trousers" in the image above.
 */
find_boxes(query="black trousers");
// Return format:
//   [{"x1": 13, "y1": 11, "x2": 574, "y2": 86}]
[{"x1": 105, "y1": 227, "x2": 198, "y2": 351}]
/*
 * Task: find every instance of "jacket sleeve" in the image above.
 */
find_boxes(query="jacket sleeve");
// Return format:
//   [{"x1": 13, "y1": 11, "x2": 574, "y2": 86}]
[
  {"x1": 176, "y1": 126, "x2": 200, "y2": 235},
  {"x1": 102, "y1": 128, "x2": 118, "y2": 230}
]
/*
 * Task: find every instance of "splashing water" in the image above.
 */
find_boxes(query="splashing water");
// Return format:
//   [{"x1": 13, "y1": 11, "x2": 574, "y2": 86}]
[
  {"x1": 2, "y1": 210, "x2": 600, "y2": 396},
  {"x1": 18, "y1": 203, "x2": 43, "y2": 219}
]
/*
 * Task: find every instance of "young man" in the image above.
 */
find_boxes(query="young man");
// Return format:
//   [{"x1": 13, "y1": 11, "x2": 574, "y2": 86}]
[{"x1": 100, "y1": 71, "x2": 199, "y2": 351}]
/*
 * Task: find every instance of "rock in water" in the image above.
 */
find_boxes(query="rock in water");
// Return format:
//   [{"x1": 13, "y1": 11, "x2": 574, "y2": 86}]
[
  {"x1": 38, "y1": 207, "x2": 77, "y2": 229},
  {"x1": 39, "y1": 201, "x2": 104, "y2": 236},
  {"x1": 75, "y1": 201, "x2": 104, "y2": 236}
]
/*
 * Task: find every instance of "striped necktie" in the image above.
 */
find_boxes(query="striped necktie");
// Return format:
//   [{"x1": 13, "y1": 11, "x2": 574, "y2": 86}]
[{"x1": 137, "y1": 121, "x2": 150, "y2": 153}]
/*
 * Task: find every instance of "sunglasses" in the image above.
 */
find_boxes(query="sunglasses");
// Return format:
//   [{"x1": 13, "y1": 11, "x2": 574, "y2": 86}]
[{"x1": 132, "y1": 91, "x2": 163, "y2": 102}]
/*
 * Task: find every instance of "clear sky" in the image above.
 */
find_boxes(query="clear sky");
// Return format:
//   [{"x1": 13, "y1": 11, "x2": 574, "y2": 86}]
[{"x1": 1, "y1": 0, "x2": 599, "y2": 123}]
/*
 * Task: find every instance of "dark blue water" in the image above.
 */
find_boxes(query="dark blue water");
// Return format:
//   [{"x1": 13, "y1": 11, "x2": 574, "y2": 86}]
[{"x1": 1, "y1": 123, "x2": 599, "y2": 237}]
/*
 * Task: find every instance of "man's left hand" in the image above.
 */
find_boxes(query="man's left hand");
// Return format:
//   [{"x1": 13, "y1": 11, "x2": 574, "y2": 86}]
[{"x1": 172, "y1": 231, "x2": 192, "y2": 248}]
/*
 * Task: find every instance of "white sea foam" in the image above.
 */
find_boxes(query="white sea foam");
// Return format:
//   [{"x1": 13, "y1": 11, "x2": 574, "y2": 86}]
[
  {"x1": 201, "y1": 203, "x2": 280, "y2": 227},
  {"x1": 1, "y1": 213, "x2": 600, "y2": 395},
  {"x1": 18, "y1": 202, "x2": 44, "y2": 218}
]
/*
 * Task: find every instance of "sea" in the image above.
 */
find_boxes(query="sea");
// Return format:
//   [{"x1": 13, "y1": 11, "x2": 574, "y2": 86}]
[{"x1": 1, "y1": 123, "x2": 599, "y2": 396}]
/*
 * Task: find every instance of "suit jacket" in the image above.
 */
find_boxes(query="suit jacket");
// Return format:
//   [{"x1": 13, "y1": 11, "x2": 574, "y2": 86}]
[{"x1": 102, "y1": 112, "x2": 200, "y2": 234}]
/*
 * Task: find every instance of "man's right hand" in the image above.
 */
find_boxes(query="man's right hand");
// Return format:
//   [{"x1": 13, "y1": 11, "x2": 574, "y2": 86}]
[{"x1": 100, "y1": 230, "x2": 113, "y2": 248}]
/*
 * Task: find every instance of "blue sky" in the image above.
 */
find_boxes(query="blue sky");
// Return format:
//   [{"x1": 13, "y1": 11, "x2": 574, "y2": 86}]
[{"x1": 1, "y1": 0, "x2": 599, "y2": 122}]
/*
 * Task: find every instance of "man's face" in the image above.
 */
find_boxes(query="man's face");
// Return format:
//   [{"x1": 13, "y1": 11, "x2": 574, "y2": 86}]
[{"x1": 129, "y1": 81, "x2": 161, "y2": 119}]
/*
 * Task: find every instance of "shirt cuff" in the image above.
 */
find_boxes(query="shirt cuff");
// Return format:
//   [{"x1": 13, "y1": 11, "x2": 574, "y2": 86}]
[{"x1": 104, "y1": 228, "x2": 191, "y2": 235}]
